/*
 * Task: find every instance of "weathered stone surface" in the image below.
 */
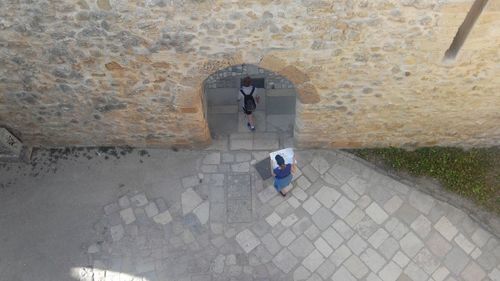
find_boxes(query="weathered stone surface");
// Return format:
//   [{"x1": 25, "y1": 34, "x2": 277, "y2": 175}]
[{"x1": 3, "y1": 0, "x2": 498, "y2": 149}]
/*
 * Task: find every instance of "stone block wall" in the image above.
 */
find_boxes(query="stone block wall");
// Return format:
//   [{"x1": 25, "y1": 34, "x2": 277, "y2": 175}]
[{"x1": 0, "y1": 0, "x2": 498, "y2": 148}]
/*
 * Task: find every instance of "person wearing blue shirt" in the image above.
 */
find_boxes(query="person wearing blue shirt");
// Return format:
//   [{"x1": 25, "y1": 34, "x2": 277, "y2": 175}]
[{"x1": 271, "y1": 154, "x2": 296, "y2": 197}]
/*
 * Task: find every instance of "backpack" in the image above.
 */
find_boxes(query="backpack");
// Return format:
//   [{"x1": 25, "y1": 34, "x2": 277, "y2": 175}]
[{"x1": 240, "y1": 86, "x2": 256, "y2": 111}]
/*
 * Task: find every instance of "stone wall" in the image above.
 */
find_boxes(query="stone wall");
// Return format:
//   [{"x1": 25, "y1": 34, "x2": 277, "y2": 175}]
[{"x1": 0, "y1": 0, "x2": 499, "y2": 148}]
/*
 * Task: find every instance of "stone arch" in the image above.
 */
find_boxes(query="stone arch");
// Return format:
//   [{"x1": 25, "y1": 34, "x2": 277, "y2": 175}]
[{"x1": 194, "y1": 54, "x2": 320, "y2": 148}]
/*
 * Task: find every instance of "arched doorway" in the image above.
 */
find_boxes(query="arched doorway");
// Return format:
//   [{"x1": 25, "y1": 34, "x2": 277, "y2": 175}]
[{"x1": 203, "y1": 64, "x2": 297, "y2": 150}]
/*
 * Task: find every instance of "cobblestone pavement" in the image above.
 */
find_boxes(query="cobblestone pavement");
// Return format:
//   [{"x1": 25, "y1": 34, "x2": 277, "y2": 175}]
[
  {"x1": 0, "y1": 136, "x2": 499, "y2": 281},
  {"x1": 67, "y1": 135, "x2": 500, "y2": 281}
]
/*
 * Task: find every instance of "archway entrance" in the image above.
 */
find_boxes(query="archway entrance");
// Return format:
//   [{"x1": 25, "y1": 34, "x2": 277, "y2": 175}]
[{"x1": 203, "y1": 64, "x2": 296, "y2": 150}]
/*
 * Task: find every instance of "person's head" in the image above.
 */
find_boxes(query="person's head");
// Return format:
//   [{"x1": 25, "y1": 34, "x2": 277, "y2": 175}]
[
  {"x1": 275, "y1": 155, "x2": 285, "y2": 168},
  {"x1": 243, "y1": 76, "x2": 252, "y2": 87}
]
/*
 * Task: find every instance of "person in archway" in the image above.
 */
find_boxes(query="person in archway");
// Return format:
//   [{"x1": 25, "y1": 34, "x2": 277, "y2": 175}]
[
  {"x1": 271, "y1": 154, "x2": 296, "y2": 197},
  {"x1": 237, "y1": 76, "x2": 260, "y2": 131}
]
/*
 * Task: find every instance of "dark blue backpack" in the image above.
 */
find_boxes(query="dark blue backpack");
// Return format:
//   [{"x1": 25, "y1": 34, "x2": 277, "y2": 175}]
[{"x1": 240, "y1": 86, "x2": 256, "y2": 111}]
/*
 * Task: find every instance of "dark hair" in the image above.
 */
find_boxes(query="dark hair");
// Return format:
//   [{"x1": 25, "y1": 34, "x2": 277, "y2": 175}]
[
  {"x1": 243, "y1": 76, "x2": 252, "y2": 87},
  {"x1": 275, "y1": 155, "x2": 285, "y2": 166}
]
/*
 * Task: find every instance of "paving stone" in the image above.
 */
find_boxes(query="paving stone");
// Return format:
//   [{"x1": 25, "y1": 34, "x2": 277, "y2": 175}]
[
  {"x1": 293, "y1": 265, "x2": 311, "y2": 281},
  {"x1": 310, "y1": 156, "x2": 330, "y2": 174},
  {"x1": 110, "y1": 224, "x2": 124, "y2": 242},
  {"x1": 209, "y1": 186, "x2": 225, "y2": 204},
  {"x1": 331, "y1": 196, "x2": 355, "y2": 219},
  {"x1": 477, "y1": 251, "x2": 497, "y2": 271},
  {"x1": 302, "y1": 197, "x2": 321, "y2": 215},
  {"x1": 275, "y1": 201, "x2": 293, "y2": 217},
  {"x1": 329, "y1": 244, "x2": 352, "y2": 266},
  {"x1": 296, "y1": 176, "x2": 311, "y2": 190},
  {"x1": 292, "y1": 187, "x2": 308, "y2": 201},
  {"x1": 366, "y1": 272, "x2": 383, "y2": 281},
  {"x1": 424, "y1": 232, "x2": 452, "y2": 258},
  {"x1": 287, "y1": 196, "x2": 301, "y2": 208},
  {"x1": 378, "y1": 261, "x2": 402, "y2": 281},
  {"x1": 314, "y1": 236, "x2": 333, "y2": 258},
  {"x1": 203, "y1": 152, "x2": 221, "y2": 165},
  {"x1": 181, "y1": 175, "x2": 200, "y2": 188},
  {"x1": 346, "y1": 176, "x2": 368, "y2": 195},
  {"x1": 227, "y1": 199, "x2": 252, "y2": 223},
  {"x1": 444, "y1": 247, "x2": 470, "y2": 275},
  {"x1": 272, "y1": 223, "x2": 286, "y2": 238},
  {"x1": 210, "y1": 202, "x2": 225, "y2": 223},
  {"x1": 345, "y1": 207, "x2": 365, "y2": 227},
  {"x1": 410, "y1": 215, "x2": 431, "y2": 239},
  {"x1": 394, "y1": 203, "x2": 420, "y2": 225},
  {"x1": 331, "y1": 266, "x2": 357, "y2": 281},
  {"x1": 258, "y1": 185, "x2": 277, "y2": 203},
  {"x1": 282, "y1": 213, "x2": 299, "y2": 227},
  {"x1": 340, "y1": 183, "x2": 359, "y2": 201},
  {"x1": 323, "y1": 172, "x2": 341, "y2": 186},
  {"x1": 431, "y1": 267, "x2": 450, "y2": 281},
  {"x1": 227, "y1": 174, "x2": 252, "y2": 199},
  {"x1": 273, "y1": 248, "x2": 298, "y2": 273},
  {"x1": 332, "y1": 219, "x2": 354, "y2": 239},
  {"x1": 254, "y1": 244, "x2": 273, "y2": 264},
  {"x1": 262, "y1": 233, "x2": 281, "y2": 255},
  {"x1": 414, "y1": 247, "x2": 440, "y2": 275},
  {"x1": 302, "y1": 249, "x2": 325, "y2": 272},
  {"x1": 193, "y1": 201, "x2": 209, "y2": 224},
  {"x1": 454, "y1": 233, "x2": 475, "y2": 254},
  {"x1": 118, "y1": 195, "x2": 130, "y2": 209},
  {"x1": 311, "y1": 207, "x2": 335, "y2": 231},
  {"x1": 357, "y1": 194, "x2": 372, "y2": 209},
  {"x1": 230, "y1": 133, "x2": 253, "y2": 150},
  {"x1": 360, "y1": 247, "x2": 386, "y2": 273},
  {"x1": 409, "y1": 190, "x2": 435, "y2": 214},
  {"x1": 365, "y1": 202, "x2": 389, "y2": 225},
  {"x1": 314, "y1": 185, "x2": 340, "y2": 208},
  {"x1": 301, "y1": 165, "x2": 320, "y2": 182},
  {"x1": 316, "y1": 259, "x2": 335, "y2": 279},
  {"x1": 293, "y1": 217, "x2": 313, "y2": 235},
  {"x1": 347, "y1": 234, "x2": 368, "y2": 255},
  {"x1": 278, "y1": 229, "x2": 297, "y2": 246},
  {"x1": 231, "y1": 162, "x2": 250, "y2": 172},
  {"x1": 393, "y1": 251, "x2": 410, "y2": 268},
  {"x1": 119, "y1": 207, "x2": 136, "y2": 224},
  {"x1": 368, "y1": 228, "x2": 389, "y2": 249},
  {"x1": 104, "y1": 202, "x2": 120, "y2": 215},
  {"x1": 306, "y1": 273, "x2": 322, "y2": 281},
  {"x1": 212, "y1": 255, "x2": 225, "y2": 274},
  {"x1": 471, "y1": 228, "x2": 492, "y2": 248},
  {"x1": 321, "y1": 227, "x2": 343, "y2": 249},
  {"x1": 385, "y1": 217, "x2": 409, "y2": 240},
  {"x1": 201, "y1": 164, "x2": 218, "y2": 173},
  {"x1": 354, "y1": 216, "x2": 379, "y2": 240},
  {"x1": 328, "y1": 164, "x2": 355, "y2": 184},
  {"x1": 235, "y1": 229, "x2": 261, "y2": 253},
  {"x1": 344, "y1": 254, "x2": 369, "y2": 279},
  {"x1": 383, "y1": 195, "x2": 403, "y2": 215},
  {"x1": 378, "y1": 237, "x2": 400, "y2": 260},
  {"x1": 289, "y1": 235, "x2": 315, "y2": 258},
  {"x1": 404, "y1": 261, "x2": 429, "y2": 281},
  {"x1": 489, "y1": 268, "x2": 500, "y2": 281},
  {"x1": 144, "y1": 202, "x2": 159, "y2": 218},
  {"x1": 400, "y1": 231, "x2": 424, "y2": 258},
  {"x1": 304, "y1": 224, "x2": 321, "y2": 240},
  {"x1": 221, "y1": 152, "x2": 234, "y2": 163},
  {"x1": 470, "y1": 247, "x2": 482, "y2": 259},
  {"x1": 253, "y1": 133, "x2": 279, "y2": 150},
  {"x1": 266, "y1": 212, "x2": 281, "y2": 227},
  {"x1": 434, "y1": 216, "x2": 458, "y2": 241},
  {"x1": 181, "y1": 188, "x2": 203, "y2": 215}
]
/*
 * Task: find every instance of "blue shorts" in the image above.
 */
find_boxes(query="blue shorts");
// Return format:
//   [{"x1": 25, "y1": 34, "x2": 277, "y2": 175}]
[{"x1": 274, "y1": 173, "x2": 293, "y2": 192}]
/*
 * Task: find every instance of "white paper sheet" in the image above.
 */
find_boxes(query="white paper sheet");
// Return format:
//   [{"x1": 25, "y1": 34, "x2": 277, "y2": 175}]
[{"x1": 269, "y1": 148, "x2": 294, "y2": 169}]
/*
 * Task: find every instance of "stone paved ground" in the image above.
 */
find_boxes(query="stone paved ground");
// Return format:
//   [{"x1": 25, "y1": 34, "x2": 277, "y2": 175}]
[{"x1": 1, "y1": 136, "x2": 499, "y2": 281}]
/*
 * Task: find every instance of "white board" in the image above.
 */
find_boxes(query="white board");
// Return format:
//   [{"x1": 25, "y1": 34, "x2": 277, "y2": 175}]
[{"x1": 269, "y1": 148, "x2": 294, "y2": 169}]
